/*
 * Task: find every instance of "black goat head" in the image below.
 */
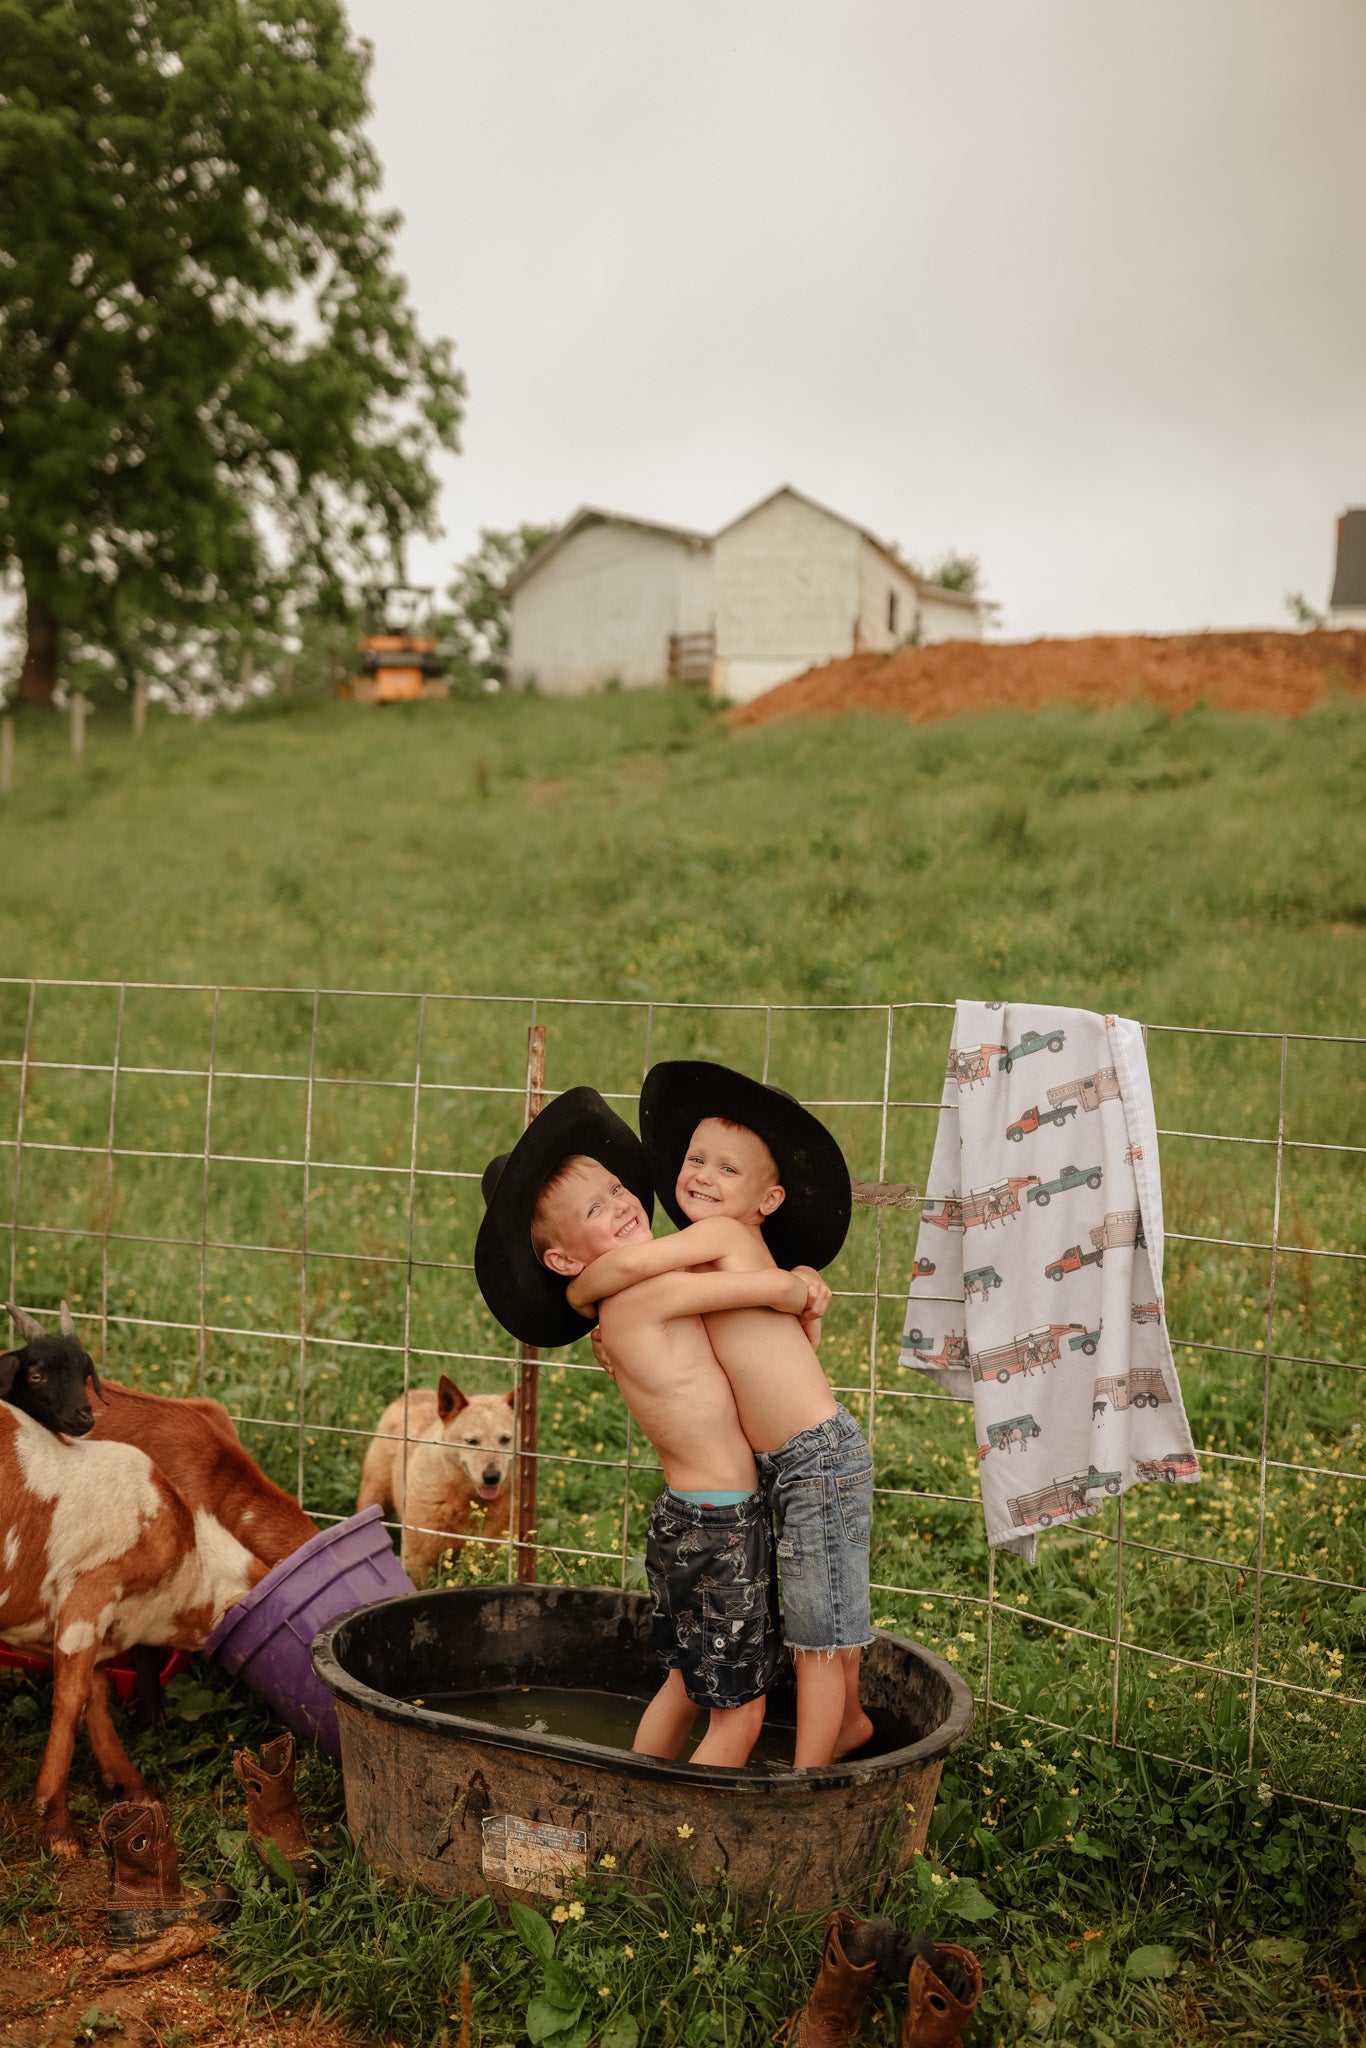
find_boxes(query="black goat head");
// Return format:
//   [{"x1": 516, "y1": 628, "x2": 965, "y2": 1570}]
[{"x1": 1, "y1": 1301, "x2": 104, "y2": 1436}]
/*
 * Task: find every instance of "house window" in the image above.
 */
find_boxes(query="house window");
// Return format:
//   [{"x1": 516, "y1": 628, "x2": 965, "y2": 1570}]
[{"x1": 888, "y1": 591, "x2": 899, "y2": 635}]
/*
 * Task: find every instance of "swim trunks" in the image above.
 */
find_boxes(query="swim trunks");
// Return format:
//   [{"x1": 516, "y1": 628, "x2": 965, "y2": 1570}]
[{"x1": 644, "y1": 1488, "x2": 786, "y2": 1710}]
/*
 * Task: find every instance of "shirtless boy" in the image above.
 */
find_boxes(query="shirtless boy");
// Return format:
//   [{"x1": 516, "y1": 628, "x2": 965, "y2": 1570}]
[
  {"x1": 568, "y1": 1061, "x2": 874, "y2": 1770},
  {"x1": 474, "y1": 1086, "x2": 827, "y2": 1768}
]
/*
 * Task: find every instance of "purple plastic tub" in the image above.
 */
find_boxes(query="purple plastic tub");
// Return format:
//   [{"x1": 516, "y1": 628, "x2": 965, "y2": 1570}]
[{"x1": 205, "y1": 1505, "x2": 415, "y2": 1758}]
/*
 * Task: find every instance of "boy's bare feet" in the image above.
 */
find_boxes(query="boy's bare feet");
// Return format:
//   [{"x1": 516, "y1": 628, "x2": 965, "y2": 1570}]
[{"x1": 832, "y1": 1707, "x2": 876, "y2": 1760}]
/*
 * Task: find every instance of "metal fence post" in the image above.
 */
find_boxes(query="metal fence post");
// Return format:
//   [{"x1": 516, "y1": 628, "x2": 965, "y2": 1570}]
[{"x1": 513, "y1": 1020, "x2": 547, "y2": 1581}]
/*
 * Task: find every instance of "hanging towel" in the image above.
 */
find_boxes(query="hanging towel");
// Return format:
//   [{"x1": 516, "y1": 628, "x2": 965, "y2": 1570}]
[{"x1": 901, "y1": 1001, "x2": 1200, "y2": 1562}]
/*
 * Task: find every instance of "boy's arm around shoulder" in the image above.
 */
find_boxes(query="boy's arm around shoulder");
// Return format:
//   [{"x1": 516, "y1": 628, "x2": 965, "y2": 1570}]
[
  {"x1": 642, "y1": 1264, "x2": 810, "y2": 1325},
  {"x1": 566, "y1": 1217, "x2": 753, "y2": 1315}
]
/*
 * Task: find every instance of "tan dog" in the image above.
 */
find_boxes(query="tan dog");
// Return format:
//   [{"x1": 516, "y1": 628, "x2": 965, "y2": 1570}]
[{"x1": 357, "y1": 1377, "x2": 516, "y2": 1584}]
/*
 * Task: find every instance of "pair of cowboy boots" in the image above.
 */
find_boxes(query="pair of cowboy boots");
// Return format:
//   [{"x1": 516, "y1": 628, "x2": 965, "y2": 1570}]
[
  {"x1": 789, "y1": 1910, "x2": 982, "y2": 2047},
  {"x1": 101, "y1": 1732, "x2": 322, "y2": 1949}
]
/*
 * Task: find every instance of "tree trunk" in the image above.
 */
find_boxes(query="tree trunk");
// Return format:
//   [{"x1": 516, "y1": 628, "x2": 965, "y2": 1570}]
[{"x1": 18, "y1": 589, "x2": 60, "y2": 706}]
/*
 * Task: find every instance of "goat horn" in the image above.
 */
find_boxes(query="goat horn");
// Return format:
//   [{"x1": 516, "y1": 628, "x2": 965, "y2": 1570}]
[
  {"x1": 59, "y1": 1299, "x2": 76, "y2": 1338},
  {"x1": 5, "y1": 1301, "x2": 47, "y2": 1343}
]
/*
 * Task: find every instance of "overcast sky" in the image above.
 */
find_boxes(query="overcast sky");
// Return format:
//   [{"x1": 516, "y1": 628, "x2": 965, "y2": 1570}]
[{"x1": 348, "y1": 0, "x2": 1366, "y2": 640}]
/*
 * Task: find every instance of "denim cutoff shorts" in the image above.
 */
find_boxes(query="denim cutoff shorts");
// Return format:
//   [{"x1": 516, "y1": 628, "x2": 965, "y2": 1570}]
[
  {"x1": 754, "y1": 1405, "x2": 874, "y2": 1652},
  {"x1": 644, "y1": 1489, "x2": 786, "y2": 1710}
]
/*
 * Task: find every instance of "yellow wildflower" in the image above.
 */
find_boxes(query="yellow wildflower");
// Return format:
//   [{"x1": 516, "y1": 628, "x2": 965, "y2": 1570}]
[
  {"x1": 676, "y1": 1823, "x2": 694, "y2": 1840},
  {"x1": 551, "y1": 1905, "x2": 569, "y2": 1924},
  {"x1": 599, "y1": 1854, "x2": 617, "y2": 1870},
  {"x1": 568, "y1": 1900, "x2": 585, "y2": 1921},
  {"x1": 693, "y1": 1922, "x2": 707, "y2": 1935}
]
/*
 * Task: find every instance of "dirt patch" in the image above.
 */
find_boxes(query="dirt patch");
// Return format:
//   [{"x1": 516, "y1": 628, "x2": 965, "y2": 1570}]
[
  {"x1": 0, "y1": 1804, "x2": 353, "y2": 2048},
  {"x1": 726, "y1": 628, "x2": 1366, "y2": 728}
]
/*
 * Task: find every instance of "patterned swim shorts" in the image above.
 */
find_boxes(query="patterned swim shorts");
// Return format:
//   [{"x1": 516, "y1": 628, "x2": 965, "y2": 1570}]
[{"x1": 644, "y1": 1489, "x2": 786, "y2": 1710}]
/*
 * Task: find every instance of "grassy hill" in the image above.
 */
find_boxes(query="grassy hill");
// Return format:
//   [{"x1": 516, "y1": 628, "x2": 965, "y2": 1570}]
[{"x1": 2, "y1": 685, "x2": 1362, "y2": 1028}]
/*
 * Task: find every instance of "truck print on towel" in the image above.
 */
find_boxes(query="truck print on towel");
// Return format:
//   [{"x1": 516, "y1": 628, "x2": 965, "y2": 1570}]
[
  {"x1": 1008, "y1": 1466, "x2": 1123, "y2": 1530},
  {"x1": 901, "y1": 1001, "x2": 1199, "y2": 1560},
  {"x1": 970, "y1": 1325, "x2": 1086, "y2": 1385},
  {"x1": 1092, "y1": 1367, "x2": 1169, "y2": 1417},
  {"x1": 921, "y1": 1176, "x2": 1040, "y2": 1232},
  {"x1": 985, "y1": 1413, "x2": 1042, "y2": 1455},
  {"x1": 1006, "y1": 1100, "x2": 1079, "y2": 1142}
]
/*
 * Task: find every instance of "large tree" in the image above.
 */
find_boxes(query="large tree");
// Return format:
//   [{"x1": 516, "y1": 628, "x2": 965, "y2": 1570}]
[{"x1": 0, "y1": 0, "x2": 463, "y2": 704}]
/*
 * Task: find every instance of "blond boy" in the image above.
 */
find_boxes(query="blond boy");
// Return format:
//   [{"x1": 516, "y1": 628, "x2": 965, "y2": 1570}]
[{"x1": 570, "y1": 1063, "x2": 873, "y2": 1769}]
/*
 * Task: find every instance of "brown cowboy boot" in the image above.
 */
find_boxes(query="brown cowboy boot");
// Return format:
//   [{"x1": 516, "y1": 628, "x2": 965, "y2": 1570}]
[
  {"x1": 232, "y1": 1731, "x2": 324, "y2": 1894},
  {"x1": 100, "y1": 1799, "x2": 236, "y2": 1948},
  {"x1": 900, "y1": 1942, "x2": 982, "y2": 2048},
  {"x1": 787, "y1": 1910, "x2": 880, "y2": 2047}
]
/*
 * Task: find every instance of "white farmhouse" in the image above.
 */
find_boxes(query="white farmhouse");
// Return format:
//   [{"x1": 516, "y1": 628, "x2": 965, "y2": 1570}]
[
  {"x1": 504, "y1": 484, "x2": 982, "y2": 701},
  {"x1": 1328, "y1": 509, "x2": 1366, "y2": 629},
  {"x1": 503, "y1": 506, "x2": 712, "y2": 696},
  {"x1": 710, "y1": 485, "x2": 980, "y2": 706}
]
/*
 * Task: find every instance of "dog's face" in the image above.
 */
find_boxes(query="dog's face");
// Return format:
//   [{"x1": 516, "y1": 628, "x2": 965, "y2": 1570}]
[{"x1": 436, "y1": 1377, "x2": 516, "y2": 1500}]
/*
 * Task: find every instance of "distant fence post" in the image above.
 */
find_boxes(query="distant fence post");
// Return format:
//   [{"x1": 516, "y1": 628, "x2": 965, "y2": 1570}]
[
  {"x1": 0, "y1": 717, "x2": 12, "y2": 796},
  {"x1": 71, "y1": 693, "x2": 87, "y2": 763},
  {"x1": 132, "y1": 679, "x2": 147, "y2": 739},
  {"x1": 513, "y1": 1022, "x2": 547, "y2": 1582}
]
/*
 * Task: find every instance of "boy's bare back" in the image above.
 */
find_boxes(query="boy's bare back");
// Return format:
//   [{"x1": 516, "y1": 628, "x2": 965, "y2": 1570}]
[{"x1": 596, "y1": 1280, "x2": 757, "y2": 1495}]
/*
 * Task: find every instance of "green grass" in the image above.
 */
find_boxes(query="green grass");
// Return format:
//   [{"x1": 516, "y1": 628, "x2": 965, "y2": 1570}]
[
  {"x1": 2, "y1": 685, "x2": 1364, "y2": 2040},
  {"x1": 3, "y1": 1661, "x2": 1363, "y2": 2046}
]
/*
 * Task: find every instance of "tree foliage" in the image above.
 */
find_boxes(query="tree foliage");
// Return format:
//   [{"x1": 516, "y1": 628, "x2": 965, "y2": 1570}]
[
  {"x1": 924, "y1": 550, "x2": 981, "y2": 595},
  {"x1": 443, "y1": 523, "x2": 556, "y2": 688},
  {"x1": 0, "y1": 0, "x2": 463, "y2": 703}
]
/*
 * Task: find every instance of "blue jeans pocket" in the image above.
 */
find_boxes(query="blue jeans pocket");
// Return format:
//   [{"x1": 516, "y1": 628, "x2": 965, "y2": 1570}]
[{"x1": 836, "y1": 1459, "x2": 873, "y2": 1545}]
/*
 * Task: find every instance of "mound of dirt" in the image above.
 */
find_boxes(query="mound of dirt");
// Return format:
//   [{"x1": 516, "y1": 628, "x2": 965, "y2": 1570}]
[{"x1": 726, "y1": 629, "x2": 1366, "y2": 728}]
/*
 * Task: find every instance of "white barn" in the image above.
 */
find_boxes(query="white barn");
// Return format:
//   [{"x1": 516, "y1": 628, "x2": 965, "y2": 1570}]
[
  {"x1": 711, "y1": 485, "x2": 981, "y2": 706},
  {"x1": 504, "y1": 507, "x2": 712, "y2": 696},
  {"x1": 1328, "y1": 510, "x2": 1366, "y2": 630},
  {"x1": 505, "y1": 485, "x2": 982, "y2": 701}
]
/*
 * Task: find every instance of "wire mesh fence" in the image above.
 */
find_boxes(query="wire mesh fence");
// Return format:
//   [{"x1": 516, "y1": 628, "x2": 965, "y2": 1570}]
[{"x1": 2, "y1": 976, "x2": 1361, "y2": 1811}]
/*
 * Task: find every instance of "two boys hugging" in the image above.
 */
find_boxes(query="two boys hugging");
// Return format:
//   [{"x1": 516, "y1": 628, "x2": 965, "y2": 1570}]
[{"x1": 475, "y1": 1061, "x2": 874, "y2": 1771}]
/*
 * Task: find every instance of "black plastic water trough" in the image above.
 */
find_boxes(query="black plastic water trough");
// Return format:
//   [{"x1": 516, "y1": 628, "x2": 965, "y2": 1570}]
[{"x1": 312, "y1": 1584, "x2": 974, "y2": 1909}]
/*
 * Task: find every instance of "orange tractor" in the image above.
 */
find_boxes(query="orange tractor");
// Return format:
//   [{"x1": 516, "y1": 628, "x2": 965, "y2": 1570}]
[{"x1": 339, "y1": 585, "x2": 448, "y2": 704}]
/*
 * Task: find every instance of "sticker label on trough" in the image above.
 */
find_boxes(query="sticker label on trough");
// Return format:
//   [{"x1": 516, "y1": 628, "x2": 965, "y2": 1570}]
[{"x1": 481, "y1": 1815, "x2": 587, "y2": 1896}]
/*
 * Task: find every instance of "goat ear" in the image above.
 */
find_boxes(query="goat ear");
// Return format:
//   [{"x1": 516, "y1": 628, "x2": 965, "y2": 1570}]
[
  {"x1": 503, "y1": 1388, "x2": 517, "y2": 1410},
  {"x1": 437, "y1": 1374, "x2": 467, "y2": 1421},
  {"x1": 0, "y1": 1351, "x2": 20, "y2": 1398},
  {"x1": 87, "y1": 1362, "x2": 107, "y2": 1405}
]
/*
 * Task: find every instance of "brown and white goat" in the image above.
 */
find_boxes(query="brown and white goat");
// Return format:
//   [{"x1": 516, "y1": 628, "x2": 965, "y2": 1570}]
[
  {"x1": 89, "y1": 1380, "x2": 318, "y2": 1570},
  {"x1": 0, "y1": 1397, "x2": 266, "y2": 1853}
]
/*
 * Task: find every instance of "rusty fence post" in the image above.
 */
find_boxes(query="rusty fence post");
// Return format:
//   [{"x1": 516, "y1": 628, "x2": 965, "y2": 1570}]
[{"x1": 514, "y1": 1023, "x2": 547, "y2": 1580}]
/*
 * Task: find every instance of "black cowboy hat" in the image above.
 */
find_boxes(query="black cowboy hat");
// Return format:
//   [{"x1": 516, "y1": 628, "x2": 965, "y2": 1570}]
[
  {"x1": 474, "y1": 1086, "x2": 655, "y2": 1349},
  {"x1": 638, "y1": 1061, "x2": 851, "y2": 1271}
]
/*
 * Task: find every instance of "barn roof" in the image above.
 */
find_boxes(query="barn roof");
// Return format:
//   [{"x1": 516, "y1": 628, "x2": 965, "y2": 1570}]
[
  {"x1": 714, "y1": 484, "x2": 979, "y2": 606},
  {"x1": 1330, "y1": 509, "x2": 1366, "y2": 609},
  {"x1": 504, "y1": 505, "x2": 710, "y2": 597}
]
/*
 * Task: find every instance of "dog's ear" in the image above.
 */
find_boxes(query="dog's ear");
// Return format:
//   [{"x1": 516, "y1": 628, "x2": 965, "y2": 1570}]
[
  {"x1": 437, "y1": 1375, "x2": 468, "y2": 1422},
  {"x1": 0, "y1": 1350, "x2": 20, "y2": 1399},
  {"x1": 503, "y1": 1388, "x2": 516, "y2": 1410}
]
